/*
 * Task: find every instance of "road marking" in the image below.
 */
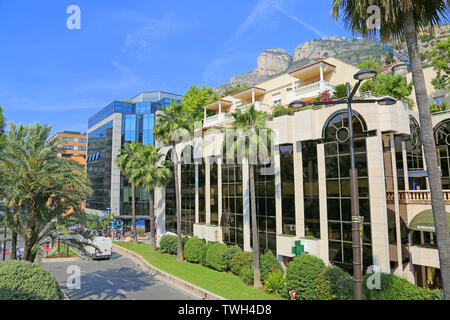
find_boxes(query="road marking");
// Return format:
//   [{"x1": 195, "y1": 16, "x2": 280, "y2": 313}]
[
  {"x1": 118, "y1": 289, "x2": 126, "y2": 295},
  {"x1": 95, "y1": 274, "x2": 104, "y2": 278},
  {"x1": 107, "y1": 280, "x2": 114, "y2": 286}
]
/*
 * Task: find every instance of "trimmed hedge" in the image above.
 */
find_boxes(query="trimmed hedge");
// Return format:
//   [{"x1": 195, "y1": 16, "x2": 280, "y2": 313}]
[
  {"x1": 224, "y1": 245, "x2": 242, "y2": 271},
  {"x1": 183, "y1": 237, "x2": 206, "y2": 263},
  {"x1": 159, "y1": 235, "x2": 178, "y2": 254},
  {"x1": 325, "y1": 266, "x2": 354, "y2": 300},
  {"x1": 230, "y1": 251, "x2": 253, "y2": 275},
  {"x1": 200, "y1": 242, "x2": 216, "y2": 266},
  {"x1": 260, "y1": 250, "x2": 282, "y2": 284},
  {"x1": 239, "y1": 266, "x2": 254, "y2": 286},
  {"x1": 363, "y1": 272, "x2": 443, "y2": 300},
  {"x1": 0, "y1": 260, "x2": 64, "y2": 300},
  {"x1": 285, "y1": 254, "x2": 332, "y2": 300},
  {"x1": 205, "y1": 242, "x2": 228, "y2": 271}
]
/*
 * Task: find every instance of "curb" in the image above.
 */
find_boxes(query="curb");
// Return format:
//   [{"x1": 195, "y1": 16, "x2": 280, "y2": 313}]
[
  {"x1": 41, "y1": 256, "x2": 82, "y2": 263},
  {"x1": 112, "y1": 243, "x2": 226, "y2": 301}
]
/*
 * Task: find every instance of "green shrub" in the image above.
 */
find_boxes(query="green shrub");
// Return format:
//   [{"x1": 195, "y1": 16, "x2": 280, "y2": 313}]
[
  {"x1": 260, "y1": 250, "x2": 282, "y2": 284},
  {"x1": 0, "y1": 260, "x2": 64, "y2": 300},
  {"x1": 159, "y1": 235, "x2": 178, "y2": 254},
  {"x1": 183, "y1": 237, "x2": 206, "y2": 263},
  {"x1": 200, "y1": 241, "x2": 215, "y2": 266},
  {"x1": 285, "y1": 254, "x2": 331, "y2": 300},
  {"x1": 223, "y1": 245, "x2": 242, "y2": 271},
  {"x1": 272, "y1": 105, "x2": 292, "y2": 118},
  {"x1": 205, "y1": 242, "x2": 228, "y2": 271},
  {"x1": 239, "y1": 266, "x2": 254, "y2": 286},
  {"x1": 325, "y1": 266, "x2": 354, "y2": 300},
  {"x1": 363, "y1": 272, "x2": 443, "y2": 300},
  {"x1": 264, "y1": 269, "x2": 286, "y2": 295},
  {"x1": 230, "y1": 251, "x2": 253, "y2": 275}
]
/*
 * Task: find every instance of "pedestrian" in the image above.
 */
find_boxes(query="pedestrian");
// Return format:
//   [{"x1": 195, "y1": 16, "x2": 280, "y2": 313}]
[{"x1": 16, "y1": 248, "x2": 22, "y2": 261}]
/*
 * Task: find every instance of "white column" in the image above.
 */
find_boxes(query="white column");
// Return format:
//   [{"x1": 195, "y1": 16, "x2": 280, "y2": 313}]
[
  {"x1": 294, "y1": 141, "x2": 305, "y2": 237},
  {"x1": 317, "y1": 143, "x2": 329, "y2": 263},
  {"x1": 155, "y1": 187, "x2": 165, "y2": 245},
  {"x1": 218, "y1": 157, "x2": 222, "y2": 225},
  {"x1": 401, "y1": 141, "x2": 409, "y2": 191},
  {"x1": 242, "y1": 157, "x2": 251, "y2": 252},
  {"x1": 390, "y1": 134, "x2": 403, "y2": 276},
  {"x1": 320, "y1": 64, "x2": 324, "y2": 81},
  {"x1": 252, "y1": 90, "x2": 255, "y2": 104},
  {"x1": 291, "y1": 78, "x2": 295, "y2": 90},
  {"x1": 195, "y1": 163, "x2": 199, "y2": 224},
  {"x1": 274, "y1": 146, "x2": 282, "y2": 235},
  {"x1": 219, "y1": 101, "x2": 222, "y2": 114}
]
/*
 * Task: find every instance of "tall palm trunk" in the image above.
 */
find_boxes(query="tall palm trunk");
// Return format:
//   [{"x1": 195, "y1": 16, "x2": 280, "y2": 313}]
[
  {"x1": 132, "y1": 183, "x2": 137, "y2": 245},
  {"x1": 23, "y1": 204, "x2": 37, "y2": 261},
  {"x1": 404, "y1": 11, "x2": 450, "y2": 299},
  {"x1": 172, "y1": 145, "x2": 183, "y2": 261},
  {"x1": 249, "y1": 163, "x2": 262, "y2": 288},
  {"x1": 10, "y1": 208, "x2": 18, "y2": 260},
  {"x1": 149, "y1": 188, "x2": 156, "y2": 251},
  {"x1": 2, "y1": 226, "x2": 6, "y2": 261}
]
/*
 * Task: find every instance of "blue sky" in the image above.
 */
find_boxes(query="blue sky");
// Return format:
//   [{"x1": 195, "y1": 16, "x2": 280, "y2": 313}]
[{"x1": 0, "y1": 0, "x2": 355, "y2": 135}]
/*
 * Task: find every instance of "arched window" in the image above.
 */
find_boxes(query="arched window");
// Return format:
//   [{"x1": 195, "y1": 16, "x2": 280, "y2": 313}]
[
  {"x1": 434, "y1": 119, "x2": 450, "y2": 189},
  {"x1": 164, "y1": 149, "x2": 177, "y2": 234},
  {"x1": 322, "y1": 110, "x2": 372, "y2": 274},
  {"x1": 181, "y1": 145, "x2": 195, "y2": 235}
]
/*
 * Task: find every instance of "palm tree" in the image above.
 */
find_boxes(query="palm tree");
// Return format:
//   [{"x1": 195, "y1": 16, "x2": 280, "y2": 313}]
[
  {"x1": 153, "y1": 102, "x2": 193, "y2": 261},
  {"x1": 224, "y1": 105, "x2": 272, "y2": 288},
  {"x1": 134, "y1": 144, "x2": 172, "y2": 251},
  {"x1": 116, "y1": 141, "x2": 142, "y2": 246},
  {"x1": 0, "y1": 123, "x2": 90, "y2": 262},
  {"x1": 332, "y1": 0, "x2": 450, "y2": 299}
]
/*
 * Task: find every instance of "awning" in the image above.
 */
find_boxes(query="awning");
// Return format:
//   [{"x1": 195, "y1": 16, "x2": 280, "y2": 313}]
[{"x1": 408, "y1": 209, "x2": 450, "y2": 232}]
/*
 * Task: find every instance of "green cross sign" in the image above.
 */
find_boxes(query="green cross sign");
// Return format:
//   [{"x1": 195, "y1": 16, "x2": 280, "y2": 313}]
[{"x1": 291, "y1": 240, "x2": 304, "y2": 257}]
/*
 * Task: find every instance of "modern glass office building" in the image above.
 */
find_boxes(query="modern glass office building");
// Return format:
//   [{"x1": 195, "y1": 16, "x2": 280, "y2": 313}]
[{"x1": 85, "y1": 91, "x2": 183, "y2": 232}]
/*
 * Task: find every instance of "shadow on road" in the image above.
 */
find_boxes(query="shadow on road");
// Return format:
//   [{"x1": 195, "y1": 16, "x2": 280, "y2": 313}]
[{"x1": 67, "y1": 265, "x2": 159, "y2": 300}]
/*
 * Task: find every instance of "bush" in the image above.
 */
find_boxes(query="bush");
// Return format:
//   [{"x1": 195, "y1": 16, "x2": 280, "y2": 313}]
[
  {"x1": 239, "y1": 266, "x2": 254, "y2": 286},
  {"x1": 260, "y1": 250, "x2": 282, "y2": 284},
  {"x1": 205, "y1": 242, "x2": 228, "y2": 271},
  {"x1": 159, "y1": 235, "x2": 178, "y2": 254},
  {"x1": 0, "y1": 260, "x2": 64, "y2": 300},
  {"x1": 325, "y1": 266, "x2": 354, "y2": 300},
  {"x1": 363, "y1": 272, "x2": 443, "y2": 300},
  {"x1": 230, "y1": 251, "x2": 253, "y2": 275},
  {"x1": 264, "y1": 269, "x2": 286, "y2": 295},
  {"x1": 200, "y1": 242, "x2": 215, "y2": 266},
  {"x1": 285, "y1": 254, "x2": 332, "y2": 300},
  {"x1": 223, "y1": 245, "x2": 242, "y2": 271},
  {"x1": 183, "y1": 237, "x2": 206, "y2": 263}
]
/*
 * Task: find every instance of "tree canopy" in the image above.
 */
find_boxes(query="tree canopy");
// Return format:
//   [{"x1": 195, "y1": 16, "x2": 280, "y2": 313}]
[
  {"x1": 359, "y1": 73, "x2": 413, "y2": 107},
  {"x1": 181, "y1": 84, "x2": 220, "y2": 121},
  {"x1": 358, "y1": 59, "x2": 382, "y2": 72},
  {"x1": 431, "y1": 36, "x2": 450, "y2": 91}
]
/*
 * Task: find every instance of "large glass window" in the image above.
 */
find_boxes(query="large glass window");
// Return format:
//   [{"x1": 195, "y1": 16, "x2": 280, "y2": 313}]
[
  {"x1": 221, "y1": 159, "x2": 244, "y2": 247},
  {"x1": 165, "y1": 149, "x2": 177, "y2": 234},
  {"x1": 280, "y1": 144, "x2": 295, "y2": 235},
  {"x1": 302, "y1": 141, "x2": 320, "y2": 238},
  {"x1": 434, "y1": 119, "x2": 450, "y2": 189},
  {"x1": 181, "y1": 146, "x2": 195, "y2": 235},
  {"x1": 323, "y1": 110, "x2": 372, "y2": 274},
  {"x1": 199, "y1": 159, "x2": 206, "y2": 224},
  {"x1": 86, "y1": 121, "x2": 113, "y2": 211},
  {"x1": 210, "y1": 160, "x2": 219, "y2": 226}
]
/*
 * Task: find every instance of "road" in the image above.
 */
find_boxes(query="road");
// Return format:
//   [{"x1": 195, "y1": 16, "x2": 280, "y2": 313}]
[{"x1": 41, "y1": 251, "x2": 197, "y2": 300}]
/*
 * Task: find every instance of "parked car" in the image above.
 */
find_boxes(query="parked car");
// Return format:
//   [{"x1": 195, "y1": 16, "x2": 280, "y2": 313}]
[{"x1": 85, "y1": 237, "x2": 112, "y2": 260}]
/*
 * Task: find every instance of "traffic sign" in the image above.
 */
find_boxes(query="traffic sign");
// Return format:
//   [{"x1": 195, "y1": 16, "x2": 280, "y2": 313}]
[{"x1": 289, "y1": 290, "x2": 297, "y2": 300}]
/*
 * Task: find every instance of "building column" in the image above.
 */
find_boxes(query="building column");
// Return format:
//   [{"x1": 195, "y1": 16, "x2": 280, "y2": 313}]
[
  {"x1": 252, "y1": 90, "x2": 255, "y2": 104},
  {"x1": 294, "y1": 141, "x2": 305, "y2": 237},
  {"x1": 242, "y1": 157, "x2": 251, "y2": 252},
  {"x1": 219, "y1": 101, "x2": 222, "y2": 114},
  {"x1": 155, "y1": 187, "x2": 165, "y2": 245},
  {"x1": 205, "y1": 160, "x2": 211, "y2": 225},
  {"x1": 367, "y1": 134, "x2": 390, "y2": 273},
  {"x1": 401, "y1": 141, "x2": 409, "y2": 191},
  {"x1": 317, "y1": 143, "x2": 329, "y2": 263},
  {"x1": 390, "y1": 134, "x2": 403, "y2": 276},
  {"x1": 320, "y1": 63, "x2": 324, "y2": 82},
  {"x1": 274, "y1": 146, "x2": 282, "y2": 235},
  {"x1": 111, "y1": 113, "x2": 123, "y2": 216}
]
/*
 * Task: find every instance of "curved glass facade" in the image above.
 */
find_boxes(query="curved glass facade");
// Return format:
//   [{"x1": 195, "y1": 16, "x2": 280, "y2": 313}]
[{"x1": 434, "y1": 119, "x2": 450, "y2": 189}]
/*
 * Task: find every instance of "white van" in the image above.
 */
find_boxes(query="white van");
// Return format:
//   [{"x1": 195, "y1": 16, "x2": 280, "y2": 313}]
[{"x1": 85, "y1": 237, "x2": 112, "y2": 260}]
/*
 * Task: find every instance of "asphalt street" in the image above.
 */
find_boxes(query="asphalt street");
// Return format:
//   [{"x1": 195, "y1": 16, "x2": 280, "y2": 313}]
[{"x1": 41, "y1": 251, "x2": 197, "y2": 300}]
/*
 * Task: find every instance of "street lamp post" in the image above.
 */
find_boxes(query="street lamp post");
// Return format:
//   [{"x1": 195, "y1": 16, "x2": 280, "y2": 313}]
[{"x1": 289, "y1": 69, "x2": 396, "y2": 300}]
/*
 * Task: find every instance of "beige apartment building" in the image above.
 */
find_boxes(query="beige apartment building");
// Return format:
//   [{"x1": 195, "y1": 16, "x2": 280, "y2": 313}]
[{"x1": 151, "y1": 57, "x2": 448, "y2": 290}]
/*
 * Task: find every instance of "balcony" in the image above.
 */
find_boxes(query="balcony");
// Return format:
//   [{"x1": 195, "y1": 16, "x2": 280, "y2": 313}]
[
  {"x1": 203, "y1": 112, "x2": 234, "y2": 128},
  {"x1": 235, "y1": 101, "x2": 269, "y2": 113},
  {"x1": 286, "y1": 80, "x2": 335, "y2": 102},
  {"x1": 410, "y1": 245, "x2": 440, "y2": 268}
]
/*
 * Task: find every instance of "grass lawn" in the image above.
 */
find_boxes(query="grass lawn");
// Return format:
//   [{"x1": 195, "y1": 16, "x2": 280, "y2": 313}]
[
  {"x1": 114, "y1": 241, "x2": 283, "y2": 300},
  {"x1": 47, "y1": 246, "x2": 78, "y2": 258}
]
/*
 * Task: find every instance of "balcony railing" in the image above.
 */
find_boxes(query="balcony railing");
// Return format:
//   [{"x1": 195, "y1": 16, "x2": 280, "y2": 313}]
[
  {"x1": 203, "y1": 112, "x2": 233, "y2": 128},
  {"x1": 386, "y1": 190, "x2": 450, "y2": 204},
  {"x1": 234, "y1": 101, "x2": 269, "y2": 113},
  {"x1": 287, "y1": 80, "x2": 334, "y2": 102}
]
